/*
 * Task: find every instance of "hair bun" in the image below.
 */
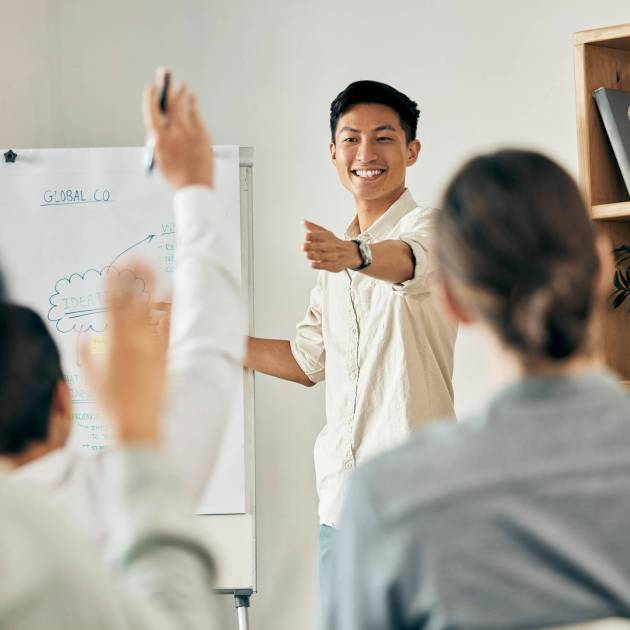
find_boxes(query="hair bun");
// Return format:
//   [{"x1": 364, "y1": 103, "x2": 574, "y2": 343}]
[{"x1": 512, "y1": 263, "x2": 594, "y2": 361}]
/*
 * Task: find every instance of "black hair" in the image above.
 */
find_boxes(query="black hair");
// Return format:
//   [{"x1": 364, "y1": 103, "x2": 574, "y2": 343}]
[
  {"x1": 0, "y1": 304, "x2": 64, "y2": 454},
  {"x1": 330, "y1": 80, "x2": 420, "y2": 143},
  {"x1": 436, "y1": 149, "x2": 599, "y2": 365}
]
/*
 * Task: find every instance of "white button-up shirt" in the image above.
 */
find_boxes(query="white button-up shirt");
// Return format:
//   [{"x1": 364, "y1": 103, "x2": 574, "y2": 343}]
[{"x1": 290, "y1": 189, "x2": 457, "y2": 526}]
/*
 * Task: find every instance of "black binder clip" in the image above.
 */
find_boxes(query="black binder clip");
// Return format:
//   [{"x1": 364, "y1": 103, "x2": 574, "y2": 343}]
[{"x1": 4, "y1": 150, "x2": 17, "y2": 163}]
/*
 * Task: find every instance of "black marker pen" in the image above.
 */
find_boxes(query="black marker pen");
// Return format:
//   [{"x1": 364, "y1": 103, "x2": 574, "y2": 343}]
[{"x1": 145, "y1": 69, "x2": 171, "y2": 174}]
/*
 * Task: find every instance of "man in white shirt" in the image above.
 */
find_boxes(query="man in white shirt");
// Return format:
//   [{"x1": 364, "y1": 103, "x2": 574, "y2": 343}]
[
  {"x1": 245, "y1": 80, "x2": 457, "y2": 583},
  {"x1": 7, "y1": 76, "x2": 244, "y2": 548},
  {"x1": 0, "y1": 77, "x2": 231, "y2": 629}
]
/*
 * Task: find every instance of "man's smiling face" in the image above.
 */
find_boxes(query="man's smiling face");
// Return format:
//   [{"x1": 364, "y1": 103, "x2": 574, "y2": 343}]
[{"x1": 330, "y1": 103, "x2": 420, "y2": 206}]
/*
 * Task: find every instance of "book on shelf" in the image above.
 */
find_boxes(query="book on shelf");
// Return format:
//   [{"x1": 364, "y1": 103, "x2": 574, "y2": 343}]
[{"x1": 593, "y1": 87, "x2": 630, "y2": 196}]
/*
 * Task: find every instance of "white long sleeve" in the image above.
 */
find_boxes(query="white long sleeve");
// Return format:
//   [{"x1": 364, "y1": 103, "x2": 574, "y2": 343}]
[{"x1": 164, "y1": 185, "x2": 245, "y2": 500}]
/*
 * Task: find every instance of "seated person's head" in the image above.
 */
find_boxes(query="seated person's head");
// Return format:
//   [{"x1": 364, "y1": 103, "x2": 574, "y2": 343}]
[
  {"x1": 0, "y1": 304, "x2": 71, "y2": 466},
  {"x1": 435, "y1": 149, "x2": 605, "y2": 372}
]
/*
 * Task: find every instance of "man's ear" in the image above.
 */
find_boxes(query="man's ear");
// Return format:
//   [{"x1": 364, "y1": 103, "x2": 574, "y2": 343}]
[
  {"x1": 329, "y1": 142, "x2": 337, "y2": 163},
  {"x1": 437, "y1": 277, "x2": 474, "y2": 325},
  {"x1": 407, "y1": 139, "x2": 421, "y2": 166}
]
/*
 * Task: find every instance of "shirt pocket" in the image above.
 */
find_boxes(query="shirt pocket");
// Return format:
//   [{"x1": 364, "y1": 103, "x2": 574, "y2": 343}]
[{"x1": 354, "y1": 278, "x2": 380, "y2": 320}]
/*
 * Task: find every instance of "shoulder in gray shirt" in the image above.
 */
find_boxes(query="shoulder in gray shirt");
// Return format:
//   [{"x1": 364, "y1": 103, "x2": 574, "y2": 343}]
[
  {"x1": 323, "y1": 371, "x2": 630, "y2": 630},
  {"x1": 0, "y1": 450, "x2": 223, "y2": 630}
]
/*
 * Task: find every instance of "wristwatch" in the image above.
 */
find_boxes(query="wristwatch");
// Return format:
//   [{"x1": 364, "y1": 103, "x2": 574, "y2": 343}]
[{"x1": 351, "y1": 236, "x2": 373, "y2": 270}]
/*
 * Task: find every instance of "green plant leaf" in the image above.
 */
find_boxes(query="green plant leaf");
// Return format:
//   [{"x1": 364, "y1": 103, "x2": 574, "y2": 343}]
[
  {"x1": 611, "y1": 243, "x2": 630, "y2": 299},
  {"x1": 613, "y1": 291, "x2": 629, "y2": 308}
]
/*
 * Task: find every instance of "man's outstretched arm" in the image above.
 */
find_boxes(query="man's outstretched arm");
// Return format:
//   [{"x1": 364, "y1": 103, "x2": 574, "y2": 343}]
[{"x1": 302, "y1": 220, "x2": 414, "y2": 284}]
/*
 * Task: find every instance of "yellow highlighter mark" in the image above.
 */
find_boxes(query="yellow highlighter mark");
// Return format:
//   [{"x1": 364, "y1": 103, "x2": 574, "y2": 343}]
[{"x1": 90, "y1": 335, "x2": 107, "y2": 355}]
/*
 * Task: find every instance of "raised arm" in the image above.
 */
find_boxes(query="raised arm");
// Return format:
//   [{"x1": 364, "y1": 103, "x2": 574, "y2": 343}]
[{"x1": 144, "y1": 73, "x2": 244, "y2": 500}]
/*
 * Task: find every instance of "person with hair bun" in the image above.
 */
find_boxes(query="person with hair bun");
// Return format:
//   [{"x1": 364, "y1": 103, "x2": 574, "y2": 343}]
[{"x1": 323, "y1": 149, "x2": 630, "y2": 630}]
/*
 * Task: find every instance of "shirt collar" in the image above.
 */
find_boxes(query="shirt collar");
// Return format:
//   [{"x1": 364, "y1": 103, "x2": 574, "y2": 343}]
[{"x1": 344, "y1": 189, "x2": 418, "y2": 241}]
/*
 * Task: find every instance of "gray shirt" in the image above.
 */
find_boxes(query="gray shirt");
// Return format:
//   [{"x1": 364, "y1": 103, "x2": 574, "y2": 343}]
[
  {"x1": 323, "y1": 371, "x2": 630, "y2": 630},
  {"x1": 0, "y1": 450, "x2": 222, "y2": 630}
]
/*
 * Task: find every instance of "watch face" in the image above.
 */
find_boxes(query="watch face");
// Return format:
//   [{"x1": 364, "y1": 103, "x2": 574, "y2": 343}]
[{"x1": 358, "y1": 239, "x2": 372, "y2": 268}]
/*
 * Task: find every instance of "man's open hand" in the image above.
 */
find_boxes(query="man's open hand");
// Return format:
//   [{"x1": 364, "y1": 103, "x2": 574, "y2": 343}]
[{"x1": 303, "y1": 220, "x2": 362, "y2": 272}]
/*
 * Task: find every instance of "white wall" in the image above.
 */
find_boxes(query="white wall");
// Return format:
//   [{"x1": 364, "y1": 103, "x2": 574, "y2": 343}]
[{"x1": 2, "y1": 1, "x2": 630, "y2": 628}]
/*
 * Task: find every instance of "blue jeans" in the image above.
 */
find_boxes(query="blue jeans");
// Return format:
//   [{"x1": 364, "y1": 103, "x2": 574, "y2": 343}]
[{"x1": 319, "y1": 524, "x2": 337, "y2": 597}]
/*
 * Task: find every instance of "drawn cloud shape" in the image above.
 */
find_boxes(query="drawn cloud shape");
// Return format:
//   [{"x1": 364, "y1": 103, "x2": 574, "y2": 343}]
[{"x1": 48, "y1": 266, "x2": 147, "y2": 333}]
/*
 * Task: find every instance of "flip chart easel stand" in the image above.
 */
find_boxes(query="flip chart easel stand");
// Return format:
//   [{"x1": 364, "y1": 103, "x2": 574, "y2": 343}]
[{"x1": 235, "y1": 589, "x2": 252, "y2": 630}]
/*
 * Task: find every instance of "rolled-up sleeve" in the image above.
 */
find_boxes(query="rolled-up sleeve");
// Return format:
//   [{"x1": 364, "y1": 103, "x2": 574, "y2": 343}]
[
  {"x1": 290, "y1": 272, "x2": 326, "y2": 384},
  {"x1": 393, "y1": 207, "x2": 437, "y2": 297}
]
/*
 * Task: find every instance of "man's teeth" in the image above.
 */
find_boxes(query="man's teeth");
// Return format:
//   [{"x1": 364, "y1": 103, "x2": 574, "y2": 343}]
[{"x1": 354, "y1": 169, "x2": 384, "y2": 178}]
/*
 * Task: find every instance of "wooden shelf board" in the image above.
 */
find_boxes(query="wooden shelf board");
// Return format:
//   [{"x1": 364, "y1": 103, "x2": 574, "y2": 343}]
[
  {"x1": 592, "y1": 202, "x2": 630, "y2": 221},
  {"x1": 574, "y1": 23, "x2": 630, "y2": 47}
]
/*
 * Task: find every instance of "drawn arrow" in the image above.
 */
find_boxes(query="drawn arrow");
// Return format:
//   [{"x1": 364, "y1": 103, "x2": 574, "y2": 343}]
[{"x1": 110, "y1": 234, "x2": 155, "y2": 266}]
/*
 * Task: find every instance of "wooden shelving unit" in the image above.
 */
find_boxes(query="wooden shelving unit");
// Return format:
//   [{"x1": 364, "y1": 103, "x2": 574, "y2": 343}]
[{"x1": 574, "y1": 23, "x2": 630, "y2": 382}]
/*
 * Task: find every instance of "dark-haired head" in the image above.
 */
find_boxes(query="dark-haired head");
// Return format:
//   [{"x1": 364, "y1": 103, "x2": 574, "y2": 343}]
[
  {"x1": 0, "y1": 304, "x2": 70, "y2": 460},
  {"x1": 330, "y1": 80, "x2": 420, "y2": 144},
  {"x1": 436, "y1": 149, "x2": 600, "y2": 368}
]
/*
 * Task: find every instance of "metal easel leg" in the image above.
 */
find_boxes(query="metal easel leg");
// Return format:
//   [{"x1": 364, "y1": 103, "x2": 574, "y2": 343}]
[{"x1": 234, "y1": 590, "x2": 252, "y2": 630}]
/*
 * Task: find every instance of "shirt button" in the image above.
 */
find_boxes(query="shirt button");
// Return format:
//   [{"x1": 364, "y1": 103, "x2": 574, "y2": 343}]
[{"x1": 345, "y1": 462, "x2": 353, "y2": 470}]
